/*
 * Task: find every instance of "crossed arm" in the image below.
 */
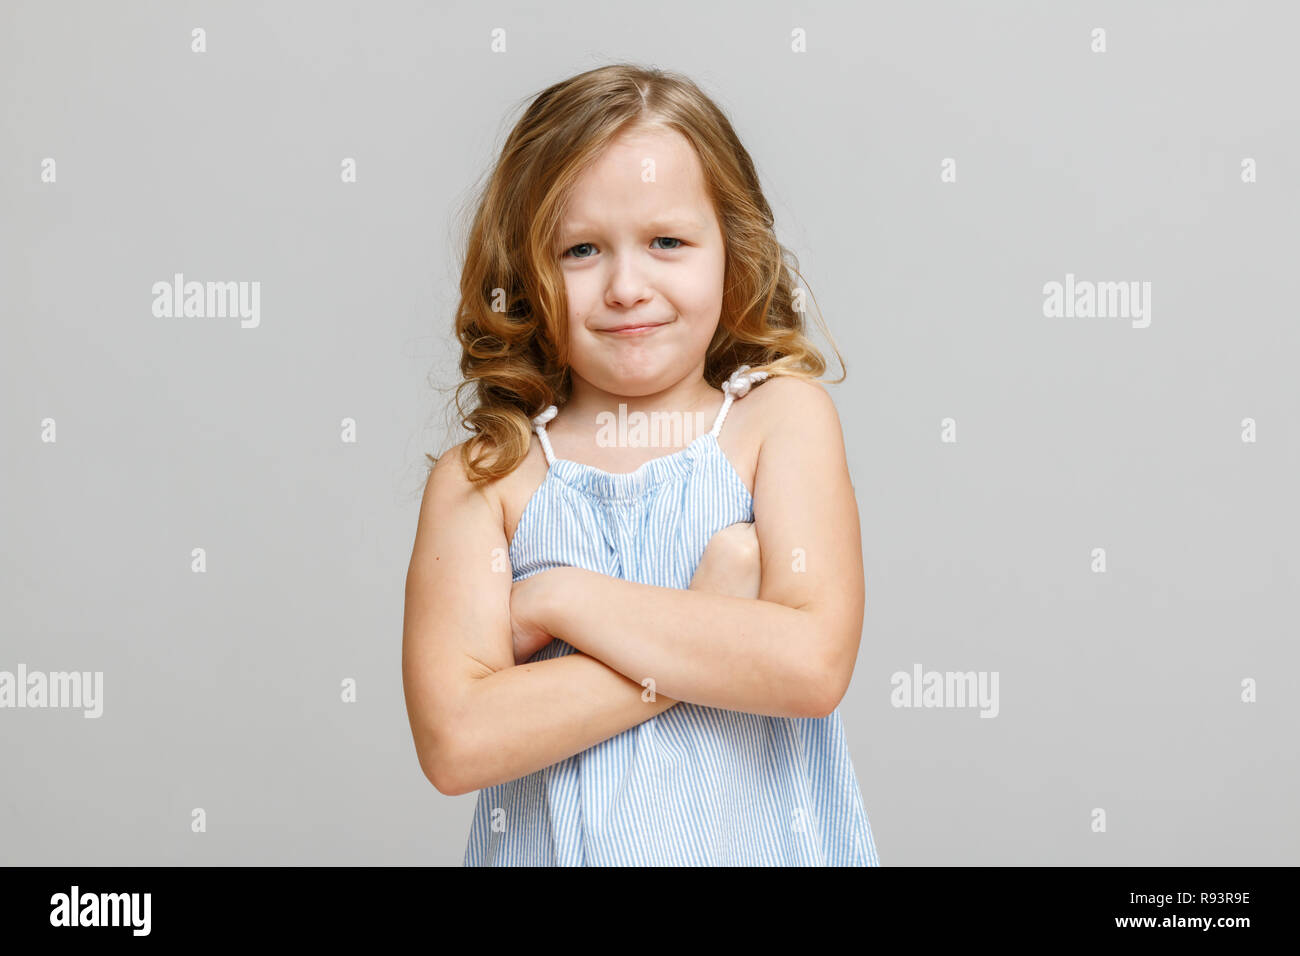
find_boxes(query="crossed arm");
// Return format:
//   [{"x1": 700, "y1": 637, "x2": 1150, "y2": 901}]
[{"x1": 401, "y1": 376, "x2": 865, "y2": 795}]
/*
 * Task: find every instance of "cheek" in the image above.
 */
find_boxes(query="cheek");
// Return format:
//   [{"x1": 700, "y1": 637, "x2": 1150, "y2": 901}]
[
  {"x1": 562, "y1": 270, "x2": 597, "y2": 316},
  {"x1": 677, "y1": 260, "x2": 725, "y2": 315}
]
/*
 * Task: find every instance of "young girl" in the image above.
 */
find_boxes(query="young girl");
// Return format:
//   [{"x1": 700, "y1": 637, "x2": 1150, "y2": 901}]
[{"x1": 402, "y1": 64, "x2": 881, "y2": 866}]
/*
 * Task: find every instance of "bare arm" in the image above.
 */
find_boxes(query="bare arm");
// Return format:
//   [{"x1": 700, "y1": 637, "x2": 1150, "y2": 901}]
[
  {"x1": 521, "y1": 378, "x2": 865, "y2": 719},
  {"x1": 402, "y1": 442, "x2": 678, "y2": 797}
]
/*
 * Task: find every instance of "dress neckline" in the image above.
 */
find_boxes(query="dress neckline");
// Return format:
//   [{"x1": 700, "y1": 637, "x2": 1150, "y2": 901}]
[
  {"x1": 547, "y1": 428, "x2": 715, "y2": 478},
  {"x1": 507, "y1": 431, "x2": 752, "y2": 555},
  {"x1": 546, "y1": 430, "x2": 720, "y2": 500}
]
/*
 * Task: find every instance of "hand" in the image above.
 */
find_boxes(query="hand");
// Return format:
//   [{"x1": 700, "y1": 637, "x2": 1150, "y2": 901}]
[
  {"x1": 510, "y1": 572, "x2": 556, "y2": 665},
  {"x1": 689, "y1": 521, "x2": 761, "y2": 599}
]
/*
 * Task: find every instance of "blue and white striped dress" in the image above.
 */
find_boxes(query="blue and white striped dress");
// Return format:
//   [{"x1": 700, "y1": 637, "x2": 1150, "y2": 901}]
[{"x1": 463, "y1": 365, "x2": 881, "y2": 866}]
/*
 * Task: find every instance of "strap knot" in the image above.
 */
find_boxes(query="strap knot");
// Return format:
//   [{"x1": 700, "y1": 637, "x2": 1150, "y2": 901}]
[
  {"x1": 722, "y1": 365, "x2": 769, "y2": 398},
  {"x1": 531, "y1": 405, "x2": 558, "y2": 428}
]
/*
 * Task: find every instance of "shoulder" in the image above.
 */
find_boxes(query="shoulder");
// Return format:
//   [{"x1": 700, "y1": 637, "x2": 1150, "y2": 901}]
[
  {"x1": 421, "y1": 438, "x2": 505, "y2": 520},
  {"x1": 422, "y1": 431, "x2": 548, "y2": 533},
  {"x1": 424, "y1": 438, "x2": 474, "y2": 495},
  {"x1": 751, "y1": 373, "x2": 836, "y2": 414},
  {"x1": 749, "y1": 374, "x2": 843, "y2": 442},
  {"x1": 743, "y1": 375, "x2": 849, "y2": 481}
]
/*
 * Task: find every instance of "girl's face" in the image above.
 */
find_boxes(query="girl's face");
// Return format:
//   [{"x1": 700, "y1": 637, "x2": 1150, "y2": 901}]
[{"x1": 555, "y1": 125, "x2": 726, "y2": 399}]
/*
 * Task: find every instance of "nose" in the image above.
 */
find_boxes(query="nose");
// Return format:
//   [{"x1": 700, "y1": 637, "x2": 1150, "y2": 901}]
[{"x1": 604, "y1": 252, "x2": 653, "y2": 310}]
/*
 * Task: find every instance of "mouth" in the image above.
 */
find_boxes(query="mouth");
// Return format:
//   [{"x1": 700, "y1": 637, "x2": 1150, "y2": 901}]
[{"x1": 597, "y1": 321, "x2": 669, "y2": 337}]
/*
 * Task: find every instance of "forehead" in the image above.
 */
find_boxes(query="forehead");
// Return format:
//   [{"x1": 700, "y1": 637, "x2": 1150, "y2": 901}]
[{"x1": 560, "y1": 126, "x2": 713, "y2": 225}]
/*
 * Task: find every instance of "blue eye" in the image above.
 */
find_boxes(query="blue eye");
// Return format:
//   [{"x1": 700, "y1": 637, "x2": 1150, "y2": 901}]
[{"x1": 561, "y1": 237, "x2": 684, "y2": 259}]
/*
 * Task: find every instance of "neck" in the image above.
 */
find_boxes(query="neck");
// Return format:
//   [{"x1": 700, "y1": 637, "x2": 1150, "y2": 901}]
[
  {"x1": 556, "y1": 369, "x2": 722, "y2": 455},
  {"x1": 562, "y1": 367, "x2": 722, "y2": 437}
]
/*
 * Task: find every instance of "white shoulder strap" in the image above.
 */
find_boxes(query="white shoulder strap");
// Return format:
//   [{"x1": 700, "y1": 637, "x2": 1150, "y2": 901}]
[
  {"x1": 531, "y1": 405, "x2": 558, "y2": 466},
  {"x1": 710, "y1": 365, "x2": 769, "y2": 438}
]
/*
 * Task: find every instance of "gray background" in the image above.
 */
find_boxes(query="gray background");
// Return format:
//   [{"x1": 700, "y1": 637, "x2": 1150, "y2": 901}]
[{"x1": 2, "y1": 0, "x2": 1296, "y2": 866}]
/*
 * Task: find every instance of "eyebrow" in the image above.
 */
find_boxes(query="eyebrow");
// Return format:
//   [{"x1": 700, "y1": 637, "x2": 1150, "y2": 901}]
[{"x1": 558, "y1": 216, "x2": 705, "y2": 237}]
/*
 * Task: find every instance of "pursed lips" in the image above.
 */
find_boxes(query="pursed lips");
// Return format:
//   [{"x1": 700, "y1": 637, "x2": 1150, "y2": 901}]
[{"x1": 597, "y1": 320, "x2": 669, "y2": 336}]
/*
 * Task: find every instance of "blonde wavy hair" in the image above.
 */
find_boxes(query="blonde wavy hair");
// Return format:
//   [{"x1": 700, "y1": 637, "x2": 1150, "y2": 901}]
[{"x1": 429, "y1": 62, "x2": 845, "y2": 486}]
